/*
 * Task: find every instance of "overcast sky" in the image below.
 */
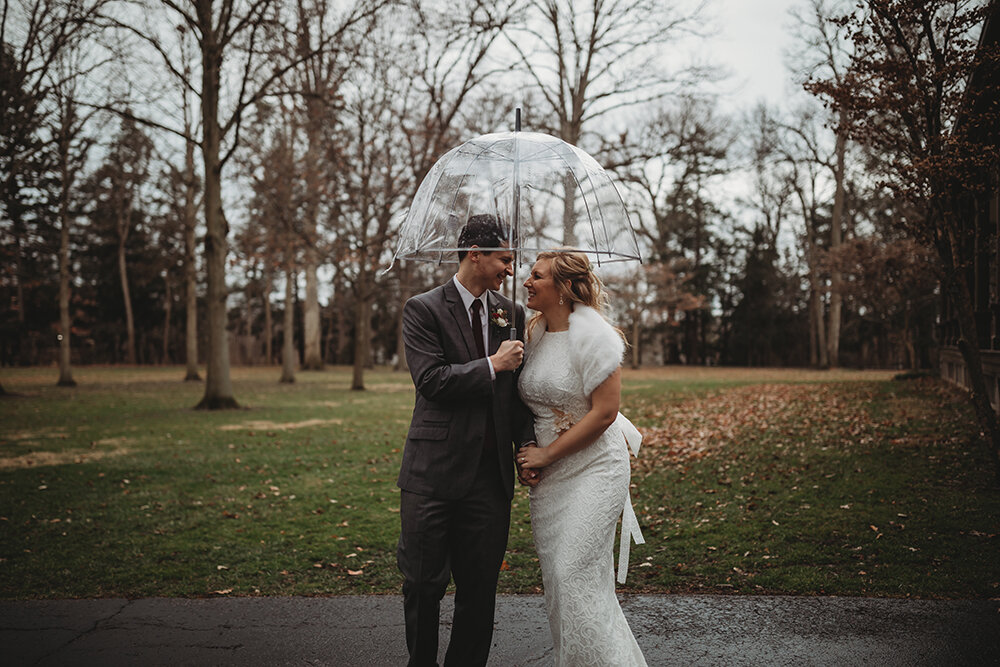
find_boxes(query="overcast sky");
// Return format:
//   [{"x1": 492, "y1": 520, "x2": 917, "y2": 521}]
[{"x1": 707, "y1": 0, "x2": 803, "y2": 108}]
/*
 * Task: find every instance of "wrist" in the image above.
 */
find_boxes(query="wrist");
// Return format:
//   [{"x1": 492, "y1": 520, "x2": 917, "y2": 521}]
[{"x1": 540, "y1": 447, "x2": 556, "y2": 466}]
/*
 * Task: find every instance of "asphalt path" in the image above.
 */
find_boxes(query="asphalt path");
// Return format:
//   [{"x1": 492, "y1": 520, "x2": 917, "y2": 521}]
[{"x1": 2, "y1": 594, "x2": 998, "y2": 666}]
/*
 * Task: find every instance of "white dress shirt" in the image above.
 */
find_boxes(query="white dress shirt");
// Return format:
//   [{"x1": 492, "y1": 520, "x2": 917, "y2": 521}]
[{"x1": 453, "y1": 275, "x2": 496, "y2": 379}]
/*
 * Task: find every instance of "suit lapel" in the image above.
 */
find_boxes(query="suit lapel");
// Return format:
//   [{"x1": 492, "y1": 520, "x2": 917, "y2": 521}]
[{"x1": 443, "y1": 280, "x2": 477, "y2": 360}]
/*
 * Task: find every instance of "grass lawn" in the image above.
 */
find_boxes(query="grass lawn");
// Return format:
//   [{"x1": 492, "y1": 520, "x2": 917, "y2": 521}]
[{"x1": 1, "y1": 365, "x2": 997, "y2": 599}]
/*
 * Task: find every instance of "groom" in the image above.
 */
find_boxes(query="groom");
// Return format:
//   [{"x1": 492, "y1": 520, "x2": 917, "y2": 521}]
[{"x1": 397, "y1": 214, "x2": 536, "y2": 667}]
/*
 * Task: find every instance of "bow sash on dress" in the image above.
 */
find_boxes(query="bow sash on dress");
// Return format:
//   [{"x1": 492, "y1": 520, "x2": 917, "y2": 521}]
[{"x1": 615, "y1": 412, "x2": 645, "y2": 584}]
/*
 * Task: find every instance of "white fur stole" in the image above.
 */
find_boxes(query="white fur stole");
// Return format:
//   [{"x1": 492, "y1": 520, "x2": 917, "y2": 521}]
[{"x1": 525, "y1": 304, "x2": 624, "y2": 396}]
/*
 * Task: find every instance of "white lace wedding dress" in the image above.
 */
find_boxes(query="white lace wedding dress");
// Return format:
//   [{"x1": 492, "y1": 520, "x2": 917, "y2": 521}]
[{"x1": 518, "y1": 307, "x2": 647, "y2": 666}]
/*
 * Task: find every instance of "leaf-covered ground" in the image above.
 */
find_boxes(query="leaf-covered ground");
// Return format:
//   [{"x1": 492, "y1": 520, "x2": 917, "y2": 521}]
[
  {"x1": 0, "y1": 366, "x2": 996, "y2": 599},
  {"x1": 624, "y1": 378, "x2": 998, "y2": 597}
]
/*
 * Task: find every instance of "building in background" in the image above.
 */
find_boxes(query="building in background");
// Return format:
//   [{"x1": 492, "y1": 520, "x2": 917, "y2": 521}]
[{"x1": 940, "y1": 4, "x2": 1000, "y2": 410}]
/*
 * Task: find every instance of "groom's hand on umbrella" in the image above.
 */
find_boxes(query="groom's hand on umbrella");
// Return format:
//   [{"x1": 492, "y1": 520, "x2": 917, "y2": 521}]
[{"x1": 491, "y1": 340, "x2": 524, "y2": 372}]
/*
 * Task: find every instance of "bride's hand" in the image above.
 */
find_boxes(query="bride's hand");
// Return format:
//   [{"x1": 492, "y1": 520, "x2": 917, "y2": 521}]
[
  {"x1": 516, "y1": 444, "x2": 541, "y2": 486},
  {"x1": 517, "y1": 443, "x2": 552, "y2": 470}
]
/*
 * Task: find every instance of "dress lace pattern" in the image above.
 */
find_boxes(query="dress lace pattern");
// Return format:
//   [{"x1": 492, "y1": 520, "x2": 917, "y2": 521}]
[{"x1": 518, "y1": 329, "x2": 647, "y2": 666}]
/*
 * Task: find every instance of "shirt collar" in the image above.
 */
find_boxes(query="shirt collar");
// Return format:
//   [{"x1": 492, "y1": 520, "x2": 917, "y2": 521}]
[{"x1": 453, "y1": 275, "x2": 488, "y2": 312}]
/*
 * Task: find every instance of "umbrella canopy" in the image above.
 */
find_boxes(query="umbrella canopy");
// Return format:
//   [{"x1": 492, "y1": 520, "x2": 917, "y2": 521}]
[{"x1": 388, "y1": 127, "x2": 642, "y2": 269}]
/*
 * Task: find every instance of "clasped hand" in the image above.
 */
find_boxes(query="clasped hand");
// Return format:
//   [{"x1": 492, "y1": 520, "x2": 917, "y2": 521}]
[
  {"x1": 516, "y1": 443, "x2": 551, "y2": 487},
  {"x1": 517, "y1": 443, "x2": 552, "y2": 470}
]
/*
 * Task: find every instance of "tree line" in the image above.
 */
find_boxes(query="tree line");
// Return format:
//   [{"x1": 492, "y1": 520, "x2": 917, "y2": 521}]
[{"x1": 1, "y1": 0, "x2": 994, "y2": 422}]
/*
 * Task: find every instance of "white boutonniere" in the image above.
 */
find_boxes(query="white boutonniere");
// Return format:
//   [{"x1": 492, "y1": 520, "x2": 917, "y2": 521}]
[{"x1": 489, "y1": 307, "x2": 510, "y2": 328}]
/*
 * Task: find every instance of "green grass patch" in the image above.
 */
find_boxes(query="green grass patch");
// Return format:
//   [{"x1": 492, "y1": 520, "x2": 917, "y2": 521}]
[{"x1": 0, "y1": 365, "x2": 996, "y2": 599}]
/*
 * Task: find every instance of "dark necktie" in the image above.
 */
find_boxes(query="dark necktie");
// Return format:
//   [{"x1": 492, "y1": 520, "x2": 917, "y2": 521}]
[
  {"x1": 470, "y1": 299, "x2": 496, "y2": 457},
  {"x1": 470, "y1": 299, "x2": 486, "y2": 358}
]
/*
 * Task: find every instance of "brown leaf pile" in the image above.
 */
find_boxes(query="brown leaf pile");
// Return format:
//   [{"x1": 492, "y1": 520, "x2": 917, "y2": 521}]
[
  {"x1": 633, "y1": 382, "x2": 888, "y2": 473},
  {"x1": 0, "y1": 443, "x2": 132, "y2": 470},
  {"x1": 218, "y1": 419, "x2": 343, "y2": 432}
]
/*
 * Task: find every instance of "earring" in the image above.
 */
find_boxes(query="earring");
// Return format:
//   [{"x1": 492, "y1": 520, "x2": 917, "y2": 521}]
[{"x1": 559, "y1": 296, "x2": 564, "y2": 305}]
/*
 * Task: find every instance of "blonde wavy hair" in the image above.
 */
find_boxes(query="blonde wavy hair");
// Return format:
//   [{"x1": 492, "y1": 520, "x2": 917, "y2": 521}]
[{"x1": 527, "y1": 251, "x2": 625, "y2": 343}]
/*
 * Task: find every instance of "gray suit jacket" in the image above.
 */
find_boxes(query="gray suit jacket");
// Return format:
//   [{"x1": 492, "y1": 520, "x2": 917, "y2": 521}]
[{"x1": 397, "y1": 280, "x2": 535, "y2": 500}]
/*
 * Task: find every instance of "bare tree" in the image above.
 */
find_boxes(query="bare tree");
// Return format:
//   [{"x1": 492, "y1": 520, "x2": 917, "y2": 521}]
[
  {"x1": 183, "y1": 0, "x2": 271, "y2": 406},
  {"x1": 103, "y1": 0, "x2": 380, "y2": 406},
  {"x1": 772, "y1": 103, "x2": 836, "y2": 368},
  {"x1": 285, "y1": 0, "x2": 382, "y2": 371},
  {"x1": 607, "y1": 262, "x2": 701, "y2": 367},
  {"x1": 97, "y1": 14, "x2": 206, "y2": 378},
  {"x1": 744, "y1": 105, "x2": 794, "y2": 256},
  {"x1": 109, "y1": 119, "x2": 154, "y2": 365},
  {"x1": 506, "y1": 0, "x2": 711, "y2": 242},
  {"x1": 2, "y1": 0, "x2": 112, "y2": 381},
  {"x1": 789, "y1": 0, "x2": 855, "y2": 367},
  {"x1": 734, "y1": 104, "x2": 797, "y2": 368},
  {"x1": 338, "y1": 26, "x2": 412, "y2": 391},
  {"x1": 172, "y1": 23, "x2": 204, "y2": 381},
  {"x1": 51, "y1": 44, "x2": 104, "y2": 383},
  {"x1": 241, "y1": 97, "x2": 303, "y2": 381},
  {"x1": 620, "y1": 96, "x2": 730, "y2": 363}
]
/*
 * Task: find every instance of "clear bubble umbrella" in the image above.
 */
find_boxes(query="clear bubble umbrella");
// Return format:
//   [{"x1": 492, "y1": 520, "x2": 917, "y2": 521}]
[{"x1": 386, "y1": 110, "x2": 642, "y2": 337}]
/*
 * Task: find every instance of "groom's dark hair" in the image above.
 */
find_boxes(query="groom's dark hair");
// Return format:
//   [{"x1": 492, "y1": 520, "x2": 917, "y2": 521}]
[{"x1": 457, "y1": 214, "x2": 511, "y2": 262}]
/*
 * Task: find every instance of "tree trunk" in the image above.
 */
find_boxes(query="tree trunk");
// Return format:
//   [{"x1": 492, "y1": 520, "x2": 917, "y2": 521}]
[
  {"x1": 351, "y1": 282, "x2": 371, "y2": 391},
  {"x1": 195, "y1": 16, "x2": 238, "y2": 409},
  {"x1": 561, "y1": 174, "x2": 577, "y2": 246},
  {"x1": 163, "y1": 272, "x2": 172, "y2": 364},
  {"x1": 57, "y1": 136, "x2": 76, "y2": 387},
  {"x1": 326, "y1": 300, "x2": 337, "y2": 366},
  {"x1": 241, "y1": 276, "x2": 253, "y2": 365},
  {"x1": 183, "y1": 136, "x2": 201, "y2": 381},
  {"x1": 302, "y1": 249, "x2": 322, "y2": 369},
  {"x1": 808, "y1": 287, "x2": 818, "y2": 367},
  {"x1": 118, "y1": 233, "x2": 137, "y2": 365},
  {"x1": 692, "y1": 176, "x2": 704, "y2": 365},
  {"x1": 333, "y1": 265, "x2": 351, "y2": 364},
  {"x1": 394, "y1": 262, "x2": 410, "y2": 372},
  {"x1": 301, "y1": 104, "x2": 323, "y2": 370},
  {"x1": 811, "y1": 282, "x2": 829, "y2": 368},
  {"x1": 827, "y1": 120, "x2": 847, "y2": 368},
  {"x1": 264, "y1": 262, "x2": 273, "y2": 365},
  {"x1": 902, "y1": 308, "x2": 915, "y2": 371},
  {"x1": 631, "y1": 317, "x2": 641, "y2": 369},
  {"x1": 14, "y1": 229, "x2": 26, "y2": 364},
  {"x1": 560, "y1": 118, "x2": 582, "y2": 245},
  {"x1": 280, "y1": 263, "x2": 296, "y2": 383}
]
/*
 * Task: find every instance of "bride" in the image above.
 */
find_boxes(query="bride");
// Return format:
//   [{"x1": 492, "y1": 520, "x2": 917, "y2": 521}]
[{"x1": 515, "y1": 251, "x2": 646, "y2": 666}]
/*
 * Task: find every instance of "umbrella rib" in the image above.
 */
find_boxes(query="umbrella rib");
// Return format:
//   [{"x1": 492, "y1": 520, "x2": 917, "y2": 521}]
[
  {"x1": 569, "y1": 144, "x2": 611, "y2": 267},
  {"x1": 527, "y1": 140, "x2": 603, "y2": 257},
  {"x1": 606, "y1": 162, "x2": 642, "y2": 264}
]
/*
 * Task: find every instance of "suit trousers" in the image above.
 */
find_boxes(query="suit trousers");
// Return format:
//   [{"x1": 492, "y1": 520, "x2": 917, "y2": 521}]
[{"x1": 397, "y1": 452, "x2": 511, "y2": 667}]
